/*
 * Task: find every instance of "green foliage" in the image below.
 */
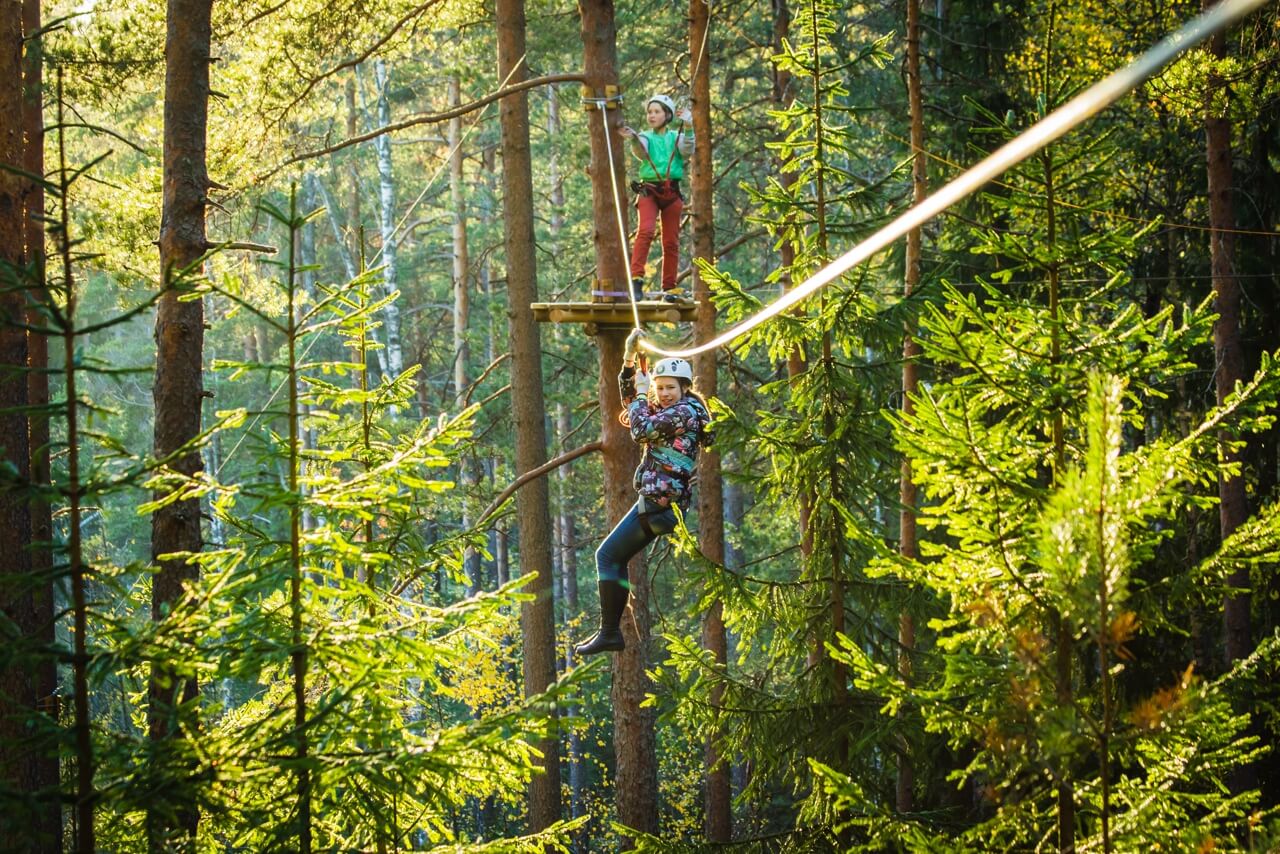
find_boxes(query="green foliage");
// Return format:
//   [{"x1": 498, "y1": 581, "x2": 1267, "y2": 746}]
[{"x1": 13, "y1": 0, "x2": 1280, "y2": 847}]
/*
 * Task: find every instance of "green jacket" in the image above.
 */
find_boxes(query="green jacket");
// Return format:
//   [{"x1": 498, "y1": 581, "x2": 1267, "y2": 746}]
[{"x1": 635, "y1": 127, "x2": 694, "y2": 182}]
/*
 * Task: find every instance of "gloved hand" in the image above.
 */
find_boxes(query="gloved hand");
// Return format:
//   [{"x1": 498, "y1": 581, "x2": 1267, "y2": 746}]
[
  {"x1": 624, "y1": 328, "x2": 644, "y2": 361},
  {"x1": 634, "y1": 370, "x2": 651, "y2": 397}
]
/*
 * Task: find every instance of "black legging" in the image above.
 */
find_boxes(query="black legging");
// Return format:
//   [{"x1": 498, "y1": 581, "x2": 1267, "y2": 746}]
[{"x1": 595, "y1": 499, "x2": 677, "y2": 585}]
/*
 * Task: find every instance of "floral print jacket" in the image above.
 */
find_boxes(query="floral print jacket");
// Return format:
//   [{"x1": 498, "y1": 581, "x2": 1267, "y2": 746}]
[{"x1": 619, "y1": 366, "x2": 711, "y2": 508}]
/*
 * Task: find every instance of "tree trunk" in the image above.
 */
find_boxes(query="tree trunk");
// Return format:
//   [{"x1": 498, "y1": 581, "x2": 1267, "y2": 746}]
[
  {"x1": 580, "y1": 0, "x2": 659, "y2": 842},
  {"x1": 556, "y1": 404, "x2": 585, "y2": 835},
  {"x1": 689, "y1": 0, "x2": 731, "y2": 841},
  {"x1": 1, "y1": 3, "x2": 45, "y2": 848},
  {"x1": 23, "y1": 0, "x2": 60, "y2": 842},
  {"x1": 546, "y1": 90, "x2": 585, "y2": 841},
  {"x1": 449, "y1": 75, "x2": 482, "y2": 593},
  {"x1": 150, "y1": 0, "x2": 212, "y2": 846},
  {"x1": 1204, "y1": 0, "x2": 1249, "y2": 666},
  {"x1": 771, "y1": 0, "x2": 816, "y2": 669},
  {"x1": 496, "y1": 526, "x2": 510, "y2": 586},
  {"x1": 372, "y1": 59, "x2": 405, "y2": 379},
  {"x1": 898, "y1": 0, "x2": 924, "y2": 816},
  {"x1": 496, "y1": 0, "x2": 562, "y2": 830}
]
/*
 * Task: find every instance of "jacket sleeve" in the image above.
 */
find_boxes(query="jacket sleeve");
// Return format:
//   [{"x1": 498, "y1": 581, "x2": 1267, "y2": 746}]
[
  {"x1": 628, "y1": 399, "x2": 698, "y2": 443},
  {"x1": 630, "y1": 132, "x2": 651, "y2": 161},
  {"x1": 677, "y1": 130, "x2": 694, "y2": 158},
  {"x1": 618, "y1": 364, "x2": 636, "y2": 403}
]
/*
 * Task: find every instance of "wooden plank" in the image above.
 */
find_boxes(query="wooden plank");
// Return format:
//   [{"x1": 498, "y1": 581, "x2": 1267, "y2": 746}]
[{"x1": 532, "y1": 301, "x2": 698, "y2": 326}]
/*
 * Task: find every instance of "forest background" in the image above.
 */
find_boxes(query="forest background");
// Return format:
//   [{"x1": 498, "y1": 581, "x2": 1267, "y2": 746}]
[{"x1": 1, "y1": 0, "x2": 1279, "y2": 850}]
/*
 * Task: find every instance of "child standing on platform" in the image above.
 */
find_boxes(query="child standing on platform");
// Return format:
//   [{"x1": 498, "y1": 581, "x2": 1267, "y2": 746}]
[{"x1": 621, "y1": 94, "x2": 694, "y2": 303}]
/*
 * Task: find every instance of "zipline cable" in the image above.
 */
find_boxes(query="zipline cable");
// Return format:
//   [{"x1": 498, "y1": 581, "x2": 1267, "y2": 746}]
[
  {"x1": 593, "y1": 96, "x2": 644, "y2": 330},
  {"x1": 636, "y1": 0, "x2": 1271, "y2": 361},
  {"x1": 876, "y1": 126, "x2": 1280, "y2": 239}
]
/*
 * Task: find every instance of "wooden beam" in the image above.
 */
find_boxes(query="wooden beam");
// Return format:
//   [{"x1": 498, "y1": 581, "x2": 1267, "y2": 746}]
[{"x1": 531, "y1": 301, "x2": 698, "y2": 326}]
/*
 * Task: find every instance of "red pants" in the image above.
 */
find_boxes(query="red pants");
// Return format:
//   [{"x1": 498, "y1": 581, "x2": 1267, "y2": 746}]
[{"x1": 630, "y1": 190, "x2": 683, "y2": 290}]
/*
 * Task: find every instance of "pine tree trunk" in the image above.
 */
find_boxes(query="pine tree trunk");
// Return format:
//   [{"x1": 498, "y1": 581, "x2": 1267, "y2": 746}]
[
  {"x1": 580, "y1": 0, "x2": 659, "y2": 842},
  {"x1": 771, "y1": 0, "x2": 816, "y2": 668},
  {"x1": 346, "y1": 76, "x2": 362, "y2": 235},
  {"x1": 23, "y1": 0, "x2": 59, "y2": 841},
  {"x1": 1204, "y1": 0, "x2": 1249, "y2": 666},
  {"x1": 496, "y1": 0, "x2": 562, "y2": 830},
  {"x1": 496, "y1": 526, "x2": 510, "y2": 586},
  {"x1": 0, "y1": 3, "x2": 45, "y2": 847},
  {"x1": 556, "y1": 404, "x2": 585, "y2": 834},
  {"x1": 449, "y1": 75, "x2": 481, "y2": 593},
  {"x1": 689, "y1": 0, "x2": 731, "y2": 840},
  {"x1": 546, "y1": 91, "x2": 585, "y2": 839},
  {"x1": 898, "y1": 0, "x2": 924, "y2": 816},
  {"x1": 150, "y1": 0, "x2": 212, "y2": 845},
  {"x1": 372, "y1": 59, "x2": 404, "y2": 379},
  {"x1": 806, "y1": 0, "x2": 847, "y2": 742}
]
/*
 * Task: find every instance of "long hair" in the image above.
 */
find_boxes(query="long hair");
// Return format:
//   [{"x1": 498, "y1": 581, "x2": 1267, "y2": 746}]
[{"x1": 678, "y1": 377, "x2": 709, "y2": 411}]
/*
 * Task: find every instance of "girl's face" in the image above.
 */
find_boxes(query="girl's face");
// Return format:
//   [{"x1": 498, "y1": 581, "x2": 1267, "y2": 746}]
[
  {"x1": 646, "y1": 102, "x2": 670, "y2": 129},
  {"x1": 652, "y1": 377, "x2": 682, "y2": 409}
]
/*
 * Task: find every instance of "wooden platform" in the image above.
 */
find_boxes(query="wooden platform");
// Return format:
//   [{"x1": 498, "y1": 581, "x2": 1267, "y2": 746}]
[{"x1": 532, "y1": 300, "x2": 698, "y2": 327}]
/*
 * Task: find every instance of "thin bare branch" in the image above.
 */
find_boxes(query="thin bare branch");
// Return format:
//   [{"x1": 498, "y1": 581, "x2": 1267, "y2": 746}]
[
  {"x1": 257, "y1": 73, "x2": 587, "y2": 183},
  {"x1": 476, "y1": 441, "x2": 603, "y2": 528}
]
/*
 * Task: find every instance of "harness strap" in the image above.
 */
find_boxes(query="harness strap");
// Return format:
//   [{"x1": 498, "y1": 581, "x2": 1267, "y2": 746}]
[
  {"x1": 639, "y1": 123, "x2": 685, "y2": 183},
  {"x1": 649, "y1": 444, "x2": 696, "y2": 471}
]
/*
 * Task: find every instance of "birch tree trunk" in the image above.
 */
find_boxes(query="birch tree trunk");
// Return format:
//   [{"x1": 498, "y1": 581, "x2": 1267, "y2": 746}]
[
  {"x1": 150, "y1": 0, "x2": 213, "y2": 847},
  {"x1": 689, "y1": 0, "x2": 730, "y2": 840},
  {"x1": 372, "y1": 59, "x2": 405, "y2": 379},
  {"x1": 580, "y1": 0, "x2": 658, "y2": 842},
  {"x1": 496, "y1": 0, "x2": 562, "y2": 830}
]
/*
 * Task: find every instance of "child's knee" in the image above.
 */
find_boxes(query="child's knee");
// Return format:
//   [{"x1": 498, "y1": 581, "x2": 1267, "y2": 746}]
[{"x1": 595, "y1": 545, "x2": 624, "y2": 582}]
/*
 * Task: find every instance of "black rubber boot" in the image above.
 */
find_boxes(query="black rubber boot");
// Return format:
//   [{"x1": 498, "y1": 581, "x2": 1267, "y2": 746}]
[
  {"x1": 575, "y1": 580, "x2": 629, "y2": 656},
  {"x1": 631, "y1": 278, "x2": 646, "y2": 302}
]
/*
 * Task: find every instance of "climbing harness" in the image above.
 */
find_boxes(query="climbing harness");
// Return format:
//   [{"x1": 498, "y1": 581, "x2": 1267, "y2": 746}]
[
  {"x1": 633, "y1": 116, "x2": 687, "y2": 210},
  {"x1": 626, "y1": 0, "x2": 1268, "y2": 360}
]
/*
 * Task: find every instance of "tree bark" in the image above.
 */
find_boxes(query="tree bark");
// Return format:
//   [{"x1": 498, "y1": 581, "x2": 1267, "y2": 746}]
[
  {"x1": 580, "y1": 0, "x2": 659, "y2": 843},
  {"x1": 1204, "y1": 0, "x2": 1249, "y2": 666},
  {"x1": 23, "y1": 0, "x2": 60, "y2": 842},
  {"x1": 771, "y1": 0, "x2": 815, "y2": 669},
  {"x1": 150, "y1": 0, "x2": 212, "y2": 845},
  {"x1": 0, "y1": 2, "x2": 45, "y2": 848},
  {"x1": 496, "y1": 0, "x2": 562, "y2": 830},
  {"x1": 898, "y1": 0, "x2": 924, "y2": 816},
  {"x1": 372, "y1": 59, "x2": 405, "y2": 379},
  {"x1": 689, "y1": 0, "x2": 730, "y2": 841},
  {"x1": 449, "y1": 75, "x2": 482, "y2": 593}
]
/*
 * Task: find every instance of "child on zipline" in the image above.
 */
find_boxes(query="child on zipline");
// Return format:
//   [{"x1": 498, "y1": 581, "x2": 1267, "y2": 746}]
[
  {"x1": 575, "y1": 331, "x2": 712, "y2": 656},
  {"x1": 621, "y1": 94, "x2": 694, "y2": 303}
]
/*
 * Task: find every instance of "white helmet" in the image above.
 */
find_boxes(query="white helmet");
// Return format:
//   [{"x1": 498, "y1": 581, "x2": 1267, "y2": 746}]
[
  {"x1": 646, "y1": 94, "x2": 676, "y2": 119},
  {"x1": 653, "y1": 357, "x2": 693, "y2": 381}
]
